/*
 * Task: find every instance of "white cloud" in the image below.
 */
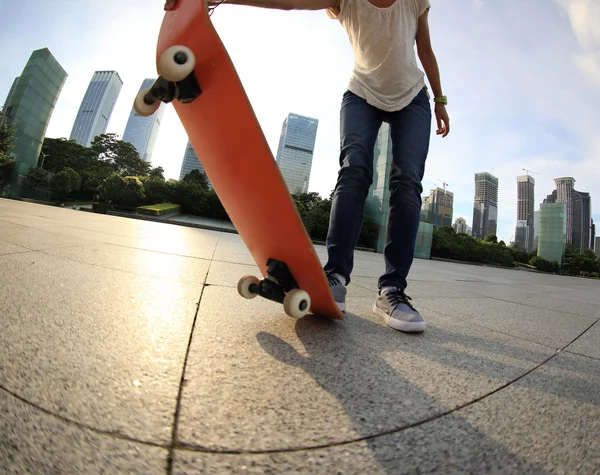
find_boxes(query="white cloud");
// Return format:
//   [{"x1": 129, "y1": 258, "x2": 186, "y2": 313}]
[{"x1": 557, "y1": 0, "x2": 600, "y2": 86}]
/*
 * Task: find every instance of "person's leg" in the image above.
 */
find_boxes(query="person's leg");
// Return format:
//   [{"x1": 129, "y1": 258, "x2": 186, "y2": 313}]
[
  {"x1": 373, "y1": 87, "x2": 432, "y2": 332},
  {"x1": 324, "y1": 90, "x2": 383, "y2": 310}
]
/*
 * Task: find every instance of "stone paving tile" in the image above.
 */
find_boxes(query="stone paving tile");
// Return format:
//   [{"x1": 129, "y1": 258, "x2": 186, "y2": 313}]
[
  {"x1": 0, "y1": 250, "x2": 198, "y2": 445},
  {"x1": 0, "y1": 389, "x2": 169, "y2": 474}
]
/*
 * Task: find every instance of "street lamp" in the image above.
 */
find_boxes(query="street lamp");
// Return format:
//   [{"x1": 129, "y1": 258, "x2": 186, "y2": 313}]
[{"x1": 39, "y1": 151, "x2": 49, "y2": 169}]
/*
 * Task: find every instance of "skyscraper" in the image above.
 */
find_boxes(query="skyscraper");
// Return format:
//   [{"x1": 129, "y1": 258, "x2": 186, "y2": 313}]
[
  {"x1": 2, "y1": 48, "x2": 67, "y2": 195},
  {"x1": 122, "y1": 79, "x2": 164, "y2": 164},
  {"x1": 544, "y1": 178, "x2": 592, "y2": 252},
  {"x1": 421, "y1": 187, "x2": 454, "y2": 227},
  {"x1": 70, "y1": 71, "x2": 123, "y2": 147},
  {"x1": 1, "y1": 77, "x2": 20, "y2": 125},
  {"x1": 453, "y1": 217, "x2": 469, "y2": 235},
  {"x1": 179, "y1": 140, "x2": 212, "y2": 189},
  {"x1": 275, "y1": 113, "x2": 318, "y2": 195},
  {"x1": 516, "y1": 174, "x2": 535, "y2": 252},
  {"x1": 538, "y1": 202, "x2": 567, "y2": 264},
  {"x1": 472, "y1": 172, "x2": 499, "y2": 239}
]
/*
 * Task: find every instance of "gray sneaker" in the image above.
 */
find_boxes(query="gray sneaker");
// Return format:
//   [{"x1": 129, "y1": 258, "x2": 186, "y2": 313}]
[
  {"x1": 373, "y1": 287, "x2": 426, "y2": 333},
  {"x1": 328, "y1": 273, "x2": 347, "y2": 312}
]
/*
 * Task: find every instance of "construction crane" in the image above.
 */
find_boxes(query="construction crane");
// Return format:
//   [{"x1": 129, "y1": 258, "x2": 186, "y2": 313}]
[
  {"x1": 427, "y1": 174, "x2": 448, "y2": 192},
  {"x1": 522, "y1": 168, "x2": 538, "y2": 176}
]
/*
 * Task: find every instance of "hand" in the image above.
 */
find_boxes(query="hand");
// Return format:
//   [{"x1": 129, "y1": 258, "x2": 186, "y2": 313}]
[
  {"x1": 164, "y1": 0, "x2": 177, "y2": 10},
  {"x1": 435, "y1": 103, "x2": 450, "y2": 138}
]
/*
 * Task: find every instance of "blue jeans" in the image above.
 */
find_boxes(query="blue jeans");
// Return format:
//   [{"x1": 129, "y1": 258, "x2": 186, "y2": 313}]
[{"x1": 324, "y1": 87, "x2": 432, "y2": 290}]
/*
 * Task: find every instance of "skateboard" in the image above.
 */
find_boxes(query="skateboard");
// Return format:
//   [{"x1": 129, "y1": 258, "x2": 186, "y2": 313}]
[{"x1": 133, "y1": 0, "x2": 343, "y2": 320}]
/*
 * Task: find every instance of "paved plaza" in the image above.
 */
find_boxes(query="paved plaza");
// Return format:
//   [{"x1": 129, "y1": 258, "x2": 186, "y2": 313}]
[{"x1": 1, "y1": 198, "x2": 599, "y2": 474}]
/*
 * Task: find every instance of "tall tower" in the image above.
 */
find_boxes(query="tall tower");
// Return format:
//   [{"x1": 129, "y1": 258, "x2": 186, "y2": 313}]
[
  {"x1": 2, "y1": 48, "x2": 67, "y2": 195},
  {"x1": 70, "y1": 71, "x2": 123, "y2": 147},
  {"x1": 516, "y1": 174, "x2": 535, "y2": 252},
  {"x1": 275, "y1": 113, "x2": 318, "y2": 195},
  {"x1": 472, "y1": 172, "x2": 499, "y2": 239},
  {"x1": 1, "y1": 77, "x2": 20, "y2": 125},
  {"x1": 554, "y1": 177, "x2": 575, "y2": 245},
  {"x1": 422, "y1": 187, "x2": 454, "y2": 227},
  {"x1": 179, "y1": 141, "x2": 212, "y2": 189},
  {"x1": 122, "y1": 78, "x2": 164, "y2": 164}
]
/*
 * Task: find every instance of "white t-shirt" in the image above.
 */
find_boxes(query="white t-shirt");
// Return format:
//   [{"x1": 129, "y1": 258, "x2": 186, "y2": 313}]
[{"x1": 328, "y1": 0, "x2": 431, "y2": 112}]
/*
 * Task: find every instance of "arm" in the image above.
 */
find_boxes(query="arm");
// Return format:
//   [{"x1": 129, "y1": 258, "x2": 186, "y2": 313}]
[
  {"x1": 415, "y1": 9, "x2": 450, "y2": 138},
  {"x1": 165, "y1": 0, "x2": 338, "y2": 11}
]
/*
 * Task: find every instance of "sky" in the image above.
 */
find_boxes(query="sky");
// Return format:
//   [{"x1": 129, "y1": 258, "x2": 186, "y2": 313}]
[{"x1": 0, "y1": 0, "x2": 599, "y2": 244}]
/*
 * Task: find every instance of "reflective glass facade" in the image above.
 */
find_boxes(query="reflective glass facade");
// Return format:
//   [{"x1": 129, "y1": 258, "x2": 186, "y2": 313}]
[
  {"x1": 365, "y1": 123, "x2": 392, "y2": 253},
  {"x1": 122, "y1": 78, "x2": 164, "y2": 164},
  {"x1": 179, "y1": 141, "x2": 212, "y2": 189},
  {"x1": 538, "y1": 202, "x2": 566, "y2": 264},
  {"x1": 70, "y1": 71, "x2": 123, "y2": 147},
  {"x1": 1, "y1": 77, "x2": 20, "y2": 124},
  {"x1": 275, "y1": 113, "x2": 318, "y2": 195},
  {"x1": 3, "y1": 48, "x2": 67, "y2": 193}
]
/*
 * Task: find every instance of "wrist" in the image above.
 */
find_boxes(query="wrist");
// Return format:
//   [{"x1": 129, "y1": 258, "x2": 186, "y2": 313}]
[{"x1": 433, "y1": 95, "x2": 447, "y2": 105}]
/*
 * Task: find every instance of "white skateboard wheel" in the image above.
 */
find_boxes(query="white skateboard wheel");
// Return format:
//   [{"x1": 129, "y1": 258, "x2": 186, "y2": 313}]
[
  {"x1": 158, "y1": 45, "x2": 196, "y2": 82},
  {"x1": 237, "y1": 275, "x2": 259, "y2": 299},
  {"x1": 133, "y1": 88, "x2": 160, "y2": 117},
  {"x1": 283, "y1": 289, "x2": 311, "y2": 319}
]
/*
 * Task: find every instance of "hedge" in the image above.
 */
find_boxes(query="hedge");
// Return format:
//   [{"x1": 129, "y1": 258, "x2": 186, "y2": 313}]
[{"x1": 137, "y1": 203, "x2": 181, "y2": 216}]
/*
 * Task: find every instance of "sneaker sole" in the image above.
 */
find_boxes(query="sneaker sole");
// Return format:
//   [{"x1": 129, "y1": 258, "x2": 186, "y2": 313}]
[
  {"x1": 372, "y1": 304, "x2": 426, "y2": 333},
  {"x1": 336, "y1": 301, "x2": 346, "y2": 312}
]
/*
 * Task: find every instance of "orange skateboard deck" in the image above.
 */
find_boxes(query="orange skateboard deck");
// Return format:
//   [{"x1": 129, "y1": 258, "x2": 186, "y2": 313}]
[{"x1": 133, "y1": 0, "x2": 343, "y2": 320}]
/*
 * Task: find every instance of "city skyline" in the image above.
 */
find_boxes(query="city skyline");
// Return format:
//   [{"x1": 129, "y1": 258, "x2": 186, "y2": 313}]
[{"x1": 1, "y1": 0, "x2": 599, "y2": 244}]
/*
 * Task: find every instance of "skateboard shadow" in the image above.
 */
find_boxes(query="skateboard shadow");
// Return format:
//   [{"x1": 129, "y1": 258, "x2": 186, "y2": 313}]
[{"x1": 256, "y1": 311, "x2": 596, "y2": 473}]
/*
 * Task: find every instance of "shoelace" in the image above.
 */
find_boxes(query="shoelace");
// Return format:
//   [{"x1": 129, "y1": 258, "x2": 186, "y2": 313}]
[
  {"x1": 385, "y1": 288, "x2": 416, "y2": 311},
  {"x1": 327, "y1": 274, "x2": 341, "y2": 287}
]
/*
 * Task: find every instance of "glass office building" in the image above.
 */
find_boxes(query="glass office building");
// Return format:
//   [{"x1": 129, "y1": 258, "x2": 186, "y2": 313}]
[
  {"x1": 537, "y1": 202, "x2": 567, "y2": 264},
  {"x1": 179, "y1": 140, "x2": 212, "y2": 189},
  {"x1": 122, "y1": 78, "x2": 164, "y2": 164},
  {"x1": 70, "y1": 70, "x2": 123, "y2": 147},
  {"x1": 365, "y1": 123, "x2": 393, "y2": 253},
  {"x1": 2, "y1": 48, "x2": 67, "y2": 194},
  {"x1": 275, "y1": 113, "x2": 318, "y2": 195}
]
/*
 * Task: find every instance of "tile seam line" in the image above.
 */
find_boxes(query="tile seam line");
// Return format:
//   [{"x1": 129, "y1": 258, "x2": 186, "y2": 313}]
[{"x1": 166, "y1": 239, "x2": 218, "y2": 473}]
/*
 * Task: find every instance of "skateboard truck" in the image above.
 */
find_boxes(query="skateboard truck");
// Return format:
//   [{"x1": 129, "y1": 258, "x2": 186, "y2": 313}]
[
  {"x1": 237, "y1": 259, "x2": 312, "y2": 319},
  {"x1": 133, "y1": 45, "x2": 202, "y2": 116}
]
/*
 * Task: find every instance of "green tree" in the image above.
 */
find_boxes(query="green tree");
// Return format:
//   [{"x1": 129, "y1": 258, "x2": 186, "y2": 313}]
[
  {"x1": 91, "y1": 133, "x2": 151, "y2": 177},
  {"x1": 97, "y1": 173, "x2": 145, "y2": 207},
  {"x1": 182, "y1": 169, "x2": 209, "y2": 190},
  {"x1": 149, "y1": 166, "x2": 165, "y2": 181},
  {"x1": 50, "y1": 167, "x2": 81, "y2": 201},
  {"x1": 40, "y1": 138, "x2": 95, "y2": 174},
  {"x1": 483, "y1": 234, "x2": 498, "y2": 244},
  {"x1": 0, "y1": 117, "x2": 17, "y2": 188},
  {"x1": 24, "y1": 167, "x2": 50, "y2": 189}
]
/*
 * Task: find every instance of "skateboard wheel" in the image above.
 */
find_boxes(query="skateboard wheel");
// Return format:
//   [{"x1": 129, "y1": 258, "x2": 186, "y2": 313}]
[
  {"x1": 133, "y1": 87, "x2": 160, "y2": 117},
  {"x1": 238, "y1": 275, "x2": 259, "y2": 300},
  {"x1": 158, "y1": 45, "x2": 196, "y2": 82},
  {"x1": 283, "y1": 289, "x2": 311, "y2": 319}
]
